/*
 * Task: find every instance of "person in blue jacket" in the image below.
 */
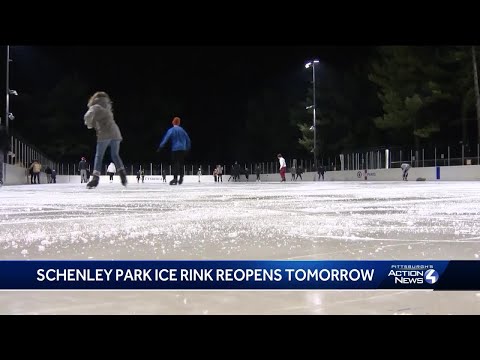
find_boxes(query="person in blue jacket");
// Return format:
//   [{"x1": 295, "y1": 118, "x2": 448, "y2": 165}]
[{"x1": 157, "y1": 116, "x2": 191, "y2": 185}]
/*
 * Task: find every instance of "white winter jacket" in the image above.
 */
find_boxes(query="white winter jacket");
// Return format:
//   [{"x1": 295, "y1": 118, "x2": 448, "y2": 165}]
[{"x1": 107, "y1": 163, "x2": 116, "y2": 173}]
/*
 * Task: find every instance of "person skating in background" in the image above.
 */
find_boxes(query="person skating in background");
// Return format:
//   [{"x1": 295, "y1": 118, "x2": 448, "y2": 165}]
[
  {"x1": 317, "y1": 165, "x2": 325, "y2": 181},
  {"x1": 51, "y1": 169, "x2": 57, "y2": 183},
  {"x1": 228, "y1": 164, "x2": 235, "y2": 182},
  {"x1": 255, "y1": 164, "x2": 261, "y2": 182},
  {"x1": 107, "y1": 161, "x2": 116, "y2": 182},
  {"x1": 197, "y1": 167, "x2": 202, "y2": 182},
  {"x1": 162, "y1": 169, "x2": 167, "y2": 182},
  {"x1": 217, "y1": 165, "x2": 223, "y2": 182},
  {"x1": 28, "y1": 161, "x2": 34, "y2": 184},
  {"x1": 244, "y1": 167, "x2": 250, "y2": 182},
  {"x1": 234, "y1": 162, "x2": 241, "y2": 182},
  {"x1": 84, "y1": 91, "x2": 127, "y2": 189},
  {"x1": 401, "y1": 163, "x2": 411, "y2": 181},
  {"x1": 136, "y1": 169, "x2": 141, "y2": 183},
  {"x1": 45, "y1": 166, "x2": 52, "y2": 183},
  {"x1": 277, "y1": 154, "x2": 286, "y2": 182},
  {"x1": 78, "y1": 157, "x2": 88, "y2": 183},
  {"x1": 29, "y1": 160, "x2": 42, "y2": 184},
  {"x1": 0, "y1": 125, "x2": 9, "y2": 187},
  {"x1": 213, "y1": 167, "x2": 218, "y2": 182},
  {"x1": 296, "y1": 165, "x2": 303, "y2": 181},
  {"x1": 290, "y1": 165, "x2": 296, "y2": 181},
  {"x1": 157, "y1": 117, "x2": 191, "y2": 186},
  {"x1": 141, "y1": 169, "x2": 145, "y2": 183}
]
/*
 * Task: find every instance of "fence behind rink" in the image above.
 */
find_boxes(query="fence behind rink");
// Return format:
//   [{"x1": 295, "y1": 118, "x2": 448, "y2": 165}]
[
  {"x1": 5, "y1": 134, "x2": 57, "y2": 173},
  {"x1": 4, "y1": 138, "x2": 480, "y2": 181},
  {"x1": 49, "y1": 143, "x2": 480, "y2": 176}
]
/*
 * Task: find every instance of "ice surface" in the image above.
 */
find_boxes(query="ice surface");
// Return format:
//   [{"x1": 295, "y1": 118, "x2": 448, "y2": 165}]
[{"x1": 1, "y1": 180, "x2": 480, "y2": 314}]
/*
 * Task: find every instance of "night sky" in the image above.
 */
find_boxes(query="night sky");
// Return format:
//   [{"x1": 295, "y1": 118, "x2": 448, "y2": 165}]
[{"x1": 4, "y1": 46, "x2": 374, "y2": 165}]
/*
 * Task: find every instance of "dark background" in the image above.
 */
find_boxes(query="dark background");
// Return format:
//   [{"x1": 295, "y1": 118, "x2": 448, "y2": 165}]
[
  {"x1": 2, "y1": 46, "x2": 376, "y2": 164},
  {"x1": 3, "y1": 45, "x2": 477, "y2": 167}
]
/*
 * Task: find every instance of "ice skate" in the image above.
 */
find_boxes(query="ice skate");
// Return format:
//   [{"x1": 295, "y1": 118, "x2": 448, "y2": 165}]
[
  {"x1": 118, "y1": 168, "x2": 128, "y2": 187},
  {"x1": 86, "y1": 175, "x2": 99, "y2": 189}
]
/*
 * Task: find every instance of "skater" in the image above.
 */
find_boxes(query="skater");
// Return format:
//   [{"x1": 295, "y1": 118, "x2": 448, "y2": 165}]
[
  {"x1": 277, "y1": 154, "x2": 286, "y2": 182},
  {"x1": 0, "y1": 125, "x2": 9, "y2": 186},
  {"x1": 228, "y1": 163, "x2": 238, "y2": 182},
  {"x1": 296, "y1": 165, "x2": 303, "y2": 181},
  {"x1": 401, "y1": 163, "x2": 411, "y2": 181},
  {"x1": 217, "y1": 165, "x2": 223, "y2": 182},
  {"x1": 78, "y1": 157, "x2": 88, "y2": 183},
  {"x1": 107, "y1": 161, "x2": 116, "y2": 182},
  {"x1": 84, "y1": 91, "x2": 127, "y2": 189},
  {"x1": 157, "y1": 116, "x2": 191, "y2": 185},
  {"x1": 213, "y1": 167, "x2": 218, "y2": 182},
  {"x1": 318, "y1": 165, "x2": 325, "y2": 181},
  {"x1": 136, "y1": 169, "x2": 141, "y2": 183},
  {"x1": 29, "y1": 160, "x2": 42, "y2": 184},
  {"x1": 290, "y1": 166, "x2": 296, "y2": 181},
  {"x1": 51, "y1": 169, "x2": 57, "y2": 183},
  {"x1": 141, "y1": 169, "x2": 145, "y2": 183},
  {"x1": 45, "y1": 166, "x2": 52, "y2": 184},
  {"x1": 197, "y1": 167, "x2": 202, "y2": 182},
  {"x1": 28, "y1": 161, "x2": 34, "y2": 184},
  {"x1": 162, "y1": 169, "x2": 167, "y2": 182},
  {"x1": 255, "y1": 164, "x2": 261, "y2": 182}
]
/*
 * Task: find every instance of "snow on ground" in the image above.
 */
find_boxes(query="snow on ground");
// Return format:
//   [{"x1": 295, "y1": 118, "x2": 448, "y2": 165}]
[{"x1": 1, "y1": 180, "x2": 480, "y2": 314}]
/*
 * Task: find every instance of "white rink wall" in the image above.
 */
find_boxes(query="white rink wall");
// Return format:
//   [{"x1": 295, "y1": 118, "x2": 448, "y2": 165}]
[
  {"x1": 3, "y1": 164, "x2": 48, "y2": 185},
  {"x1": 4, "y1": 163, "x2": 480, "y2": 185}
]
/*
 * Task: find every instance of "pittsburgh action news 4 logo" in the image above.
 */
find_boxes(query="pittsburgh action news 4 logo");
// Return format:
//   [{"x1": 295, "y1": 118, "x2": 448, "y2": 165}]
[{"x1": 388, "y1": 264, "x2": 439, "y2": 285}]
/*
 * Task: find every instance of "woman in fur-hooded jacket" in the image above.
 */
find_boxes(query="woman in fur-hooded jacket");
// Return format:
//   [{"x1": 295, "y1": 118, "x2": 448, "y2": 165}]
[{"x1": 84, "y1": 91, "x2": 127, "y2": 188}]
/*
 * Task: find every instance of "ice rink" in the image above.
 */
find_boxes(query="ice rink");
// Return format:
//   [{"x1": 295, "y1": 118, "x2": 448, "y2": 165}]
[{"x1": 1, "y1": 180, "x2": 480, "y2": 314}]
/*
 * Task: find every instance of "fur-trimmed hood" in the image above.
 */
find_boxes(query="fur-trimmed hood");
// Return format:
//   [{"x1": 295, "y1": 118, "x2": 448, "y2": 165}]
[{"x1": 87, "y1": 91, "x2": 113, "y2": 111}]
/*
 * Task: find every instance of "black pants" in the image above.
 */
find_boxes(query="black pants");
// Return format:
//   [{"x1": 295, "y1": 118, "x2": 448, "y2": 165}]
[{"x1": 171, "y1": 150, "x2": 186, "y2": 179}]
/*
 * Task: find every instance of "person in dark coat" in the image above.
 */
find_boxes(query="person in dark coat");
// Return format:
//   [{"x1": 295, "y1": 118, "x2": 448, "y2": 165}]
[
  {"x1": 255, "y1": 165, "x2": 261, "y2": 182},
  {"x1": 317, "y1": 165, "x2": 325, "y2": 181},
  {"x1": 45, "y1": 166, "x2": 53, "y2": 183},
  {"x1": 78, "y1": 157, "x2": 88, "y2": 183}
]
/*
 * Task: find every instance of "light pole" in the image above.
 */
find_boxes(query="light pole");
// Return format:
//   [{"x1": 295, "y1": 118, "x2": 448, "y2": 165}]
[
  {"x1": 4, "y1": 45, "x2": 17, "y2": 134},
  {"x1": 305, "y1": 60, "x2": 319, "y2": 168},
  {"x1": 5, "y1": 45, "x2": 10, "y2": 133}
]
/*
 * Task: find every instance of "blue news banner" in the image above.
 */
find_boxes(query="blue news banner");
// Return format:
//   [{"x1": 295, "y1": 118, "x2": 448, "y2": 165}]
[{"x1": 0, "y1": 260, "x2": 479, "y2": 290}]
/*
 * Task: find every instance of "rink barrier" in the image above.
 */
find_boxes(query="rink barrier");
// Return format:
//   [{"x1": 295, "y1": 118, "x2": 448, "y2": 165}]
[{"x1": 4, "y1": 163, "x2": 480, "y2": 186}]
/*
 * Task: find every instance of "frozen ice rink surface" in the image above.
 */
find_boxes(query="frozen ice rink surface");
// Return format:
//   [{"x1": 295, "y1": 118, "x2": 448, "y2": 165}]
[{"x1": 1, "y1": 180, "x2": 480, "y2": 315}]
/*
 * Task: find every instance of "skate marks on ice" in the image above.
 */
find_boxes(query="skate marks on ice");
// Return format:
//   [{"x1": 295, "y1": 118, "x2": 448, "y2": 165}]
[{"x1": 1, "y1": 181, "x2": 480, "y2": 314}]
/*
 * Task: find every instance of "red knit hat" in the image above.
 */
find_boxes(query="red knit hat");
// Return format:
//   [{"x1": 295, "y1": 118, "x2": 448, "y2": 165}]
[{"x1": 172, "y1": 117, "x2": 181, "y2": 126}]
